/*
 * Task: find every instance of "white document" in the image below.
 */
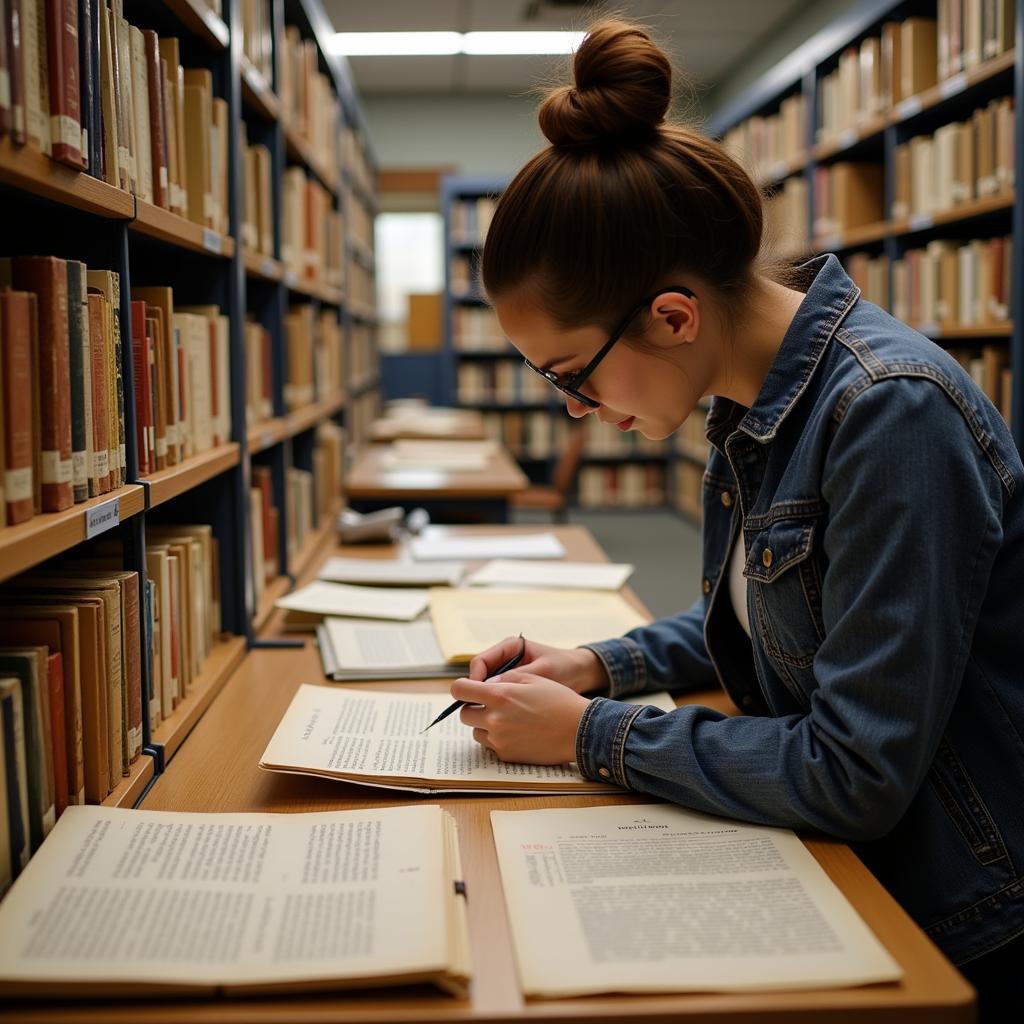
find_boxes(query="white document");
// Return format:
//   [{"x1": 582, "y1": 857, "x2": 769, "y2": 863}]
[
  {"x1": 0, "y1": 804, "x2": 470, "y2": 996},
  {"x1": 491, "y1": 803, "x2": 903, "y2": 997},
  {"x1": 318, "y1": 618, "x2": 464, "y2": 680},
  {"x1": 467, "y1": 559, "x2": 635, "y2": 591},
  {"x1": 259, "y1": 684, "x2": 619, "y2": 795},
  {"x1": 429, "y1": 587, "x2": 647, "y2": 663},
  {"x1": 410, "y1": 531, "x2": 566, "y2": 562},
  {"x1": 318, "y1": 557, "x2": 465, "y2": 588},
  {"x1": 379, "y1": 451, "x2": 489, "y2": 472},
  {"x1": 392, "y1": 440, "x2": 497, "y2": 460},
  {"x1": 276, "y1": 581, "x2": 429, "y2": 621}
]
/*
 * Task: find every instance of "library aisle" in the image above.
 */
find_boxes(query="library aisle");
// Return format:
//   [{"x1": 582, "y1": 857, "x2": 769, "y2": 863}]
[{"x1": 0, "y1": 0, "x2": 1021, "y2": 1021}]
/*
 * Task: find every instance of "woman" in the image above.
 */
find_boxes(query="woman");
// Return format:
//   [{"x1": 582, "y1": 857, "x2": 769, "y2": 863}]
[{"x1": 449, "y1": 18, "x2": 1024, "y2": 1017}]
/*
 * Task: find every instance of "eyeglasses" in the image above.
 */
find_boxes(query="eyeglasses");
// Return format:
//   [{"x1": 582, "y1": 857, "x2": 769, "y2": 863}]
[{"x1": 522, "y1": 284, "x2": 695, "y2": 409}]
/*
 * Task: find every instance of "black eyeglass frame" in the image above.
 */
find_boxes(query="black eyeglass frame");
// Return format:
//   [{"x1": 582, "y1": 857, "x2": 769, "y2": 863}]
[{"x1": 522, "y1": 284, "x2": 696, "y2": 409}]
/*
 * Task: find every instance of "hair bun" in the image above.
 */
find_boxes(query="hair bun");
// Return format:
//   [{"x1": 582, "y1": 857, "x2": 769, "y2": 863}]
[{"x1": 538, "y1": 21, "x2": 672, "y2": 148}]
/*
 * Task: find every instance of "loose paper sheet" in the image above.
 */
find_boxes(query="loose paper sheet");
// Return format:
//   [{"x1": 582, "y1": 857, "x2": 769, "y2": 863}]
[
  {"x1": 409, "y1": 531, "x2": 566, "y2": 562},
  {"x1": 491, "y1": 803, "x2": 902, "y2": 997},
  {"x1": 318, "y1": 557, "x2": 465, "y2": 588},
  {"x1": 467, "y1": 560, "x2": 635, "y2": 591},
  {"x1": 276, "y1": 582, "x2": 429, "y2": 622},
  {"x1": 429, "y1": 588, "x2": 647, "y2": 663}
]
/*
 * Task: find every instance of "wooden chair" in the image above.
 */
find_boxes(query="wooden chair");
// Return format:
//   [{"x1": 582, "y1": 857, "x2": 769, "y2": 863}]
[{"x1": 510, "y1": 428, "x2": 586, "y2": 523}]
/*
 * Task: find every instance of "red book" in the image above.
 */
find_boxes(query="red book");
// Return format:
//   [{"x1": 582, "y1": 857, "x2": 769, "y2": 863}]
[
  {"x1": 142, "y1": 30, "x2": 168, "y2": 209},
  {"x1": 6, "y1": 0, "x2": 26, "y2": 144},
  {"x1": 130, "y1": 300, "x2": 153, "y2": 475},
  {"x1": 46, "y1": 651, "x2": 67, "y2": 818},
  {"x1": 0, "y1": 290, "x2": 36, "y2": 524},
  {"x1": 44, "y1": 0, "x2": 84, "y2": 168},
  {"x1": 12, "y1": 256, "x2": 73, "y2": 512},
  {"x1": 0, "y1": 0, "x2": 11, "y2": 136}
]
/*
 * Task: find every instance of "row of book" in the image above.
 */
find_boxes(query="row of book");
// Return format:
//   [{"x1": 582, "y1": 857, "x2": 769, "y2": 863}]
[
  {"x1": 817, "y1": 6, "x2": 1015, "y2": 145},
  {"x1": 0, "y1": 255, "x2": 126, "y2": 522},
  {"x1": 449, "y1": 197, "x2": 497, "y2": 246},
  {"x1": 240, "y1": 0, "x2": 273, "y2": 85},
  {"x1": 722, "y1": 93, "x2": 806, "y2": 183},
  {"x1": 577, "y1": 464, "x2": 666, "y2": 509},
  {"x1": 765, "y1": 175, "x2": 809, "y2": 255},
  {"x1": 283, "y1": 306, "x2": 344, "y2": 412},
  {"x1": 892, "y1": 96, "x2": 1015, "y2": 220},
  {"x1": 481, "y1": 410, "x2": 567, "y2": 461},
  {"x1": 674, "y1": 459, "x2": 704, "y2": 522},
  {"x1": 349, "y1": 261, "x2": 377, "y2": 315},
  {"x1": 457, "y1": 362, "x2": 552, "y2": 405},
  {"x1": 343, "y1": 124, "x2": 374, "y2": 201},
  {"x1": 351, "y1": 322, "x2": 378, "y2": 385},
  {"x1": 813, "y1": 162, "x2": 884, "y2": 238},
  {"x1": 244, "y1": 320, "x2": 273, "y2": 430},
  {"x1": 347, "y1": 390, "x2": 380, "y2": 449},
  {"x1": 454, "y1": 307, "x2": 509, "y2": 351},
  {"x1": 281, "y1": 168, "x2": 344, "y2": 289},
  {"x1": 349, "y1": 193, "x2": 375, "y2": 255},
  {"x1": 948, "y1": 344, "x2": 1012, "y2": 420},
  {"x1": 280, "y1": 24, "x2": 341, "y2": 187},
  {"x1": 240, "y1": 129, "x2": 274, "y2": 258}
]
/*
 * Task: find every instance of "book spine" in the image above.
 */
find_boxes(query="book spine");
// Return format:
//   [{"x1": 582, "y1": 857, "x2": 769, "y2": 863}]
[
  {"x1": 142, "y1": 30, "x2": 167, "y2": 209},
  {"x1": 128, "y1": 25, "x2": 151, "y2": 204},
  {"x1": 96, "y1": 0, "x2": 119, "y2": 187},
  {"x1": 130, "y1": 300, "x2": 151, "y2": 475},
  {"x1": 122, "y1": 572, "x2": 142, "y2": 762},
  {"x1": 65, "y1": 260, "x2": 89, "y2": 503},
  {"x1": 46, "y1": 652, "x2": 67, "y2": 817},
  {"x1": 0, "y1": 291, "x2": 36, "y2": 524},
  {"x1": 0, "y1": 0, "x2": 10, "y2": 136},
  {"x1": 86, "y1": 293, "x2": 110, "y2": 493},
  {"x1": 44, "y1": 0, "x2": 83, "y2": 167},
  {"x1": 76, "y1": 0, "x2": 93, "y2": 173},
  {"x1": 1, "y1": 692, "x2": 28, "y2": 877},
  {"x1": 12, "y1": 256, "x2": 73, "y2": 511},
  {"x1": 111, "y1": 272, "x2": 124, "y2": 487}
]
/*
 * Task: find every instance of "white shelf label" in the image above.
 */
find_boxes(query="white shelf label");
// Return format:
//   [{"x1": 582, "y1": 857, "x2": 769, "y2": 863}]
[
  {"x1": 261, "y1": 258, "x2": 275, "y2": 278},
  {"x1": 939, "y1": 73, "x2": 968, "y2": 99},
  {"x1": 838, "y1": 129, "x2": 857, "y2": 150},
  {"x1": 895, "y1": 97, "x2": 923, "y2": 120},
  {"x1": 202, "y1": 228, "x2": 222, "y2": 254},
  {"x1": 85, "y1": 496, "x2": 120, "y2": 539},
  {"x1": 908, "y1": 214, "x2": 934, "y2": 231},
  {"x1": 284, "y1": 270, "x2": 299, "y2": 288}
]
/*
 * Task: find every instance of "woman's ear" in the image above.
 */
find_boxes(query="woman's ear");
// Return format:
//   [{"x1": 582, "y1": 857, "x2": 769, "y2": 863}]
[{"x1": 649, "y1": 291, "x2": 699, "y2": 347}]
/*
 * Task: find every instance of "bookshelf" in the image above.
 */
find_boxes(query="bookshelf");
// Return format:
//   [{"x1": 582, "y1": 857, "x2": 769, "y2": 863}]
[
  {"x1": 0, "y1": 0, "x2": 378, "y2": 879},
  {"x1": 682, "y1": 0, "x2": 1024, "y2": 523},
  {"x1": 441, "y1": 174, "x2": 671, "y2": 509}
]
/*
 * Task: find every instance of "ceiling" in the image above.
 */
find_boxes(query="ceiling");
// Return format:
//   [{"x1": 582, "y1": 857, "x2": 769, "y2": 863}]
[{"x1": 322, "y1": 0, "x2": 813, "y2": 96}]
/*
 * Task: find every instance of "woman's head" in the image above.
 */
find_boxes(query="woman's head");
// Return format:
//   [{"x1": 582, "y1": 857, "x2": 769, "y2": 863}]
[{"x1": 481, "y1": 18, "x2": 772, "y2": 437}]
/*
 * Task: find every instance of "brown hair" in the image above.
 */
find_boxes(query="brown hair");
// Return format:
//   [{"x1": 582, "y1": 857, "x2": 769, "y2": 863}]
[{"x1": 481, "y1": 19, "x2": 771, "y2": 337}]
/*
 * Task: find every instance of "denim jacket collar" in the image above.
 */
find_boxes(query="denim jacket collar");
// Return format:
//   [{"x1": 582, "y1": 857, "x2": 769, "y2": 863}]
[{"x1": 706, "y1": 254, "x2": 861, "y2": 450}]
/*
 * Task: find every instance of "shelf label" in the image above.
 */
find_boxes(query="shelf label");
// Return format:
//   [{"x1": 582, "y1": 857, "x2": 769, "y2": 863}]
[
  {"x1": 838, "y1": 129, "x2": 857, "y2": 150},
  {"x1": 908, "y1": 214, "x2": 934, "y2": 231},
  {"x1": 818, "y1": 235, "x2": 843, "y2": 252},
  {"x1": 939, "y1": 72, "x2": 967, "y2": 99},
  {"x1": 261, "y1": 257, "x2": 275, "y2": 278},
  {"x1": 284, "y1": 270, "x2": 299, "y2": 288},
  {"x1": 895, "y1": 96, "x2": 923, "y2": 120},
  {"x1": 202, "y1": 228, "x2": 222, "y2": 254},
  {"x1": 261, "y1": 431, "x2": 275, "y2": 450},
  {"x1": 85, "y1": 496, "x2": 120, "y2": 539}
]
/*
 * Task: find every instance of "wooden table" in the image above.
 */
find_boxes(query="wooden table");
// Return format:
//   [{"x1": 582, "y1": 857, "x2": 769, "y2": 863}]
[
  {"x1": 0, "y1": 527, "x2": 973, "y2": 1022},
  {"x1": 346, "y1": 442, "x2": 528, "y2": 522}
]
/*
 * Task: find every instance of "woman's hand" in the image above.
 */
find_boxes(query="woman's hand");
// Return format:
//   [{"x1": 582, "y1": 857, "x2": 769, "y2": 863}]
[
  {"x1": 468, "y1": 636, "x2": 610, "y2": 695},
  {"x1": 452, "y1": 671, "x2": 590, "y2": 765}
]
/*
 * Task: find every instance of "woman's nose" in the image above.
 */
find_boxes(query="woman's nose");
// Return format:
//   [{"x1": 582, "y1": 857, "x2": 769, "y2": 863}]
[{"x1": 565, "y1": 395, "x2": 597, "y2": 418}]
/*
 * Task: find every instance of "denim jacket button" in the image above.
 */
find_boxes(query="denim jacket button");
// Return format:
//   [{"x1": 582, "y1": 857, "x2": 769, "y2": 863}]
[
  {"x1": 720, "y1": 490, "x2": 733, "y2": 508},
  {"x1": 762, "y1": 548, "x2": 774, "y2": 568},
  {"x1": 702, "y1": 578, "x2": 711, "y2": 594},
  {"x1": 598, "y1": 767, "x2": 611, "y2": 778}
]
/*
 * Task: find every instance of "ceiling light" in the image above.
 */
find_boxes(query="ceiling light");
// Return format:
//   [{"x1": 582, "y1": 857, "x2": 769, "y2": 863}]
[{"x1": 329, "y1": 30, "x2": 584, "y2": 57}]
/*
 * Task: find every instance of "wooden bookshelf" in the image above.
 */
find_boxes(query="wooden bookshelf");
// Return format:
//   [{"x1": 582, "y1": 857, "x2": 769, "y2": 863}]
[
  {"x1": 813, "y1": 219, "x2": 890, "y2": 252},
  {"x1": 0, "y1": 136, "x2": 134, "y2": 219},
  {"x1": 143, "y1": 444, "x2": 241, "y2": 508},
  {"x1": 756, "y1": 150, "x2": 809, "y2": 188},
  {"x1": 0, "y1": 485, "x2": 146, "y2": 584},
  {"x1": 240, "y1": 55, "x2": 281, "y2": 121},
  {"x1": 892, "y1": 48, "x2": 1017, "y2": 123},
  {"x1": 243, "y1": 247, "x2": 283, "y2": 282},
  {"x1": 284, "y1": 124, "x2": 339, "y2": 197},
  {"x1": 162, "y1": 0, "x2": 229, "y2": 49},
  {"x1": 101, "y1": 754, "x2": 156, "y2": 809},
  {"x1": 283, "y1": 270, "x2": 344, "y2": 305},
  {"x1": 148, "y1": 635, "x2": 247, "y2": 764},
  {"x1": 132, "y1": 199, "x2": 236, "y2": 258},
  {"x1": 289, "y1": 501, "x2": 342, "y2": 582},
  {"x1": 253, "y1": 575, "x2": 291, "y2": 634},
  {"x1": 248, "y1": 393, "x2": 347, "y2": 454},
  {"x1": 812, "y1": 111, "x2": 888, "y2": 162},
  {"x1": 914, "y1": 322, "x2": 1014, "y2": 339},
  {"x1": 890, "y1": 192, "x2": 1016, "y2": 236}
]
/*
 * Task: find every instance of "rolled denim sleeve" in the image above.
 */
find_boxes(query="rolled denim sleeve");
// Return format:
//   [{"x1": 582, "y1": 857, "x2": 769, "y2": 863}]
[
  {"x1": 581, "y1": 598, "x2": 718, "y2": 699},
  {"x1": 576, "y1": 379, "x2": 1007, "y2": 840}
]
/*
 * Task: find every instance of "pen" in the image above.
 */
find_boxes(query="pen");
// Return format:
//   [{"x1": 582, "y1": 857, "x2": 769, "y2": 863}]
[{"x1": 422, "y1": 634, "x2": 526, "y2": 733}]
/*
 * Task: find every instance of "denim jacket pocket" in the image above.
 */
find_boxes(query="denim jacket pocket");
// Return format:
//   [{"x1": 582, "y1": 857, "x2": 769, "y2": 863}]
[
  {"x1": 926, "y1": 737, "x2": 1009, "y2": 867},
  {"x1": 743, "y1": 516, "x2": 826, "y2": 670}
]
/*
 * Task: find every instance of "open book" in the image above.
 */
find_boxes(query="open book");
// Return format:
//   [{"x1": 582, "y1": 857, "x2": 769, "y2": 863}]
[
  {"x1": 0, "y1": 804, "x2": 469, "y2": 999},
  {"x1": 491, "y1": 803, "x2": 902, "y2": 997},
  {"x1": 316, "y1": 618, "x2": 467, "y2": 681},
  {"x1": 260, "y1": 684, "x2": 674, "y2": 794}
]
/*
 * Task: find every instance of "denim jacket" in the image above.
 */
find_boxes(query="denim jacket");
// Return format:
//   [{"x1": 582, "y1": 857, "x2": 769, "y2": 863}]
[{"x1": 578, "y1": 254, "x2": 1024, "y2": 966}]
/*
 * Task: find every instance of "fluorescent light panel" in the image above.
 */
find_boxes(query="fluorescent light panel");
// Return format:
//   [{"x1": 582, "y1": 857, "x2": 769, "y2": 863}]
[{"x1": 331, "y1": 30, "x2": 585, "y2": 57}]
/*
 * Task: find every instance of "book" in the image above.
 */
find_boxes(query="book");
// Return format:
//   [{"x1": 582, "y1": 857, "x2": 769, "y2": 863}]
[
  {"x1": 317, "y1": 557, "x2": 465, "y2": 588},
  {"x1": 44, "y1": 0, "x2": 83, "y2": 168},
  {"x1": 467, "y1": 559, "x2": 635, "y2": 591},
  {"x1": 316, "y1": 618, "x2": 467, "y2": 681},
  {"x1": 491, "y1": 803, "x2": 902, "y2": 996},
  {"x1": 275, "y1": 581, "x2": 430, "y2": 625},
  {"x1": 428, "y1": 587, "x2": 647, "y2": 664},
  {"x1": 65, "y1": 261, "x2": 90, "y2": 503},
  {"x1": 0, "y1": 686, "x2": 12, "y2": 894},
  {"x1": 0, "y1": 804, "x2": 470, "y2": 998},
  {"x1": 0, "y1": 290, "x2": 36, "y2": 524},
  {"x1": 409, "y1": 531, "x2": 566, "y2": 562},
  {"x1": 85, "y1": 269, "x2": 125, "y2": 488},
  {"x1": 5, "y1": 0, "x2": 26, "y2": 145},
  {"x1": 0, "y1": 679, "x2": 29, "y2": 878}
]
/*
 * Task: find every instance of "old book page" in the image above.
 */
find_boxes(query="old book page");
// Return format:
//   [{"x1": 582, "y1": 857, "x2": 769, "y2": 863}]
[
  {"x1": 260, "y1": 684, "x2": 620, "y2": 794},
  {"x1": 428, "y1": 588, "x2": 647, "y2": 663},
  {"x1": 491, "y1": 803, "x2": 902, "y2": 997},
  {"x1": 0, "y1": 804, "x2": 469, "y2": 998}
]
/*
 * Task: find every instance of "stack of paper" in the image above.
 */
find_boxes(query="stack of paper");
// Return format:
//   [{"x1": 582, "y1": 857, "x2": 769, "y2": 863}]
[
  {"x1": 318, "y1": 557, "x2": 465, "y2": 587},
  {"x1": 317, "y1": 619, "x2": 467, "y2": 681},
  {"x1": 275, "y1": 581, "x2": 429, "y2": 629},
  {"x1": 409, "y1": 530, "x2": 566, "y2": 562},
  {"x1": 428, "y1": 587, "x2": 646, "y2": 662},
  {"x1": 467, "y1": 559, "x2": 634, "y2": 591}
]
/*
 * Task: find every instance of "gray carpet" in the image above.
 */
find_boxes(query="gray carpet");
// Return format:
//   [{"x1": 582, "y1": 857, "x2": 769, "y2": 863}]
[{"x1": 512, "y1": 508, "x2": 702, "y2": 620}]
